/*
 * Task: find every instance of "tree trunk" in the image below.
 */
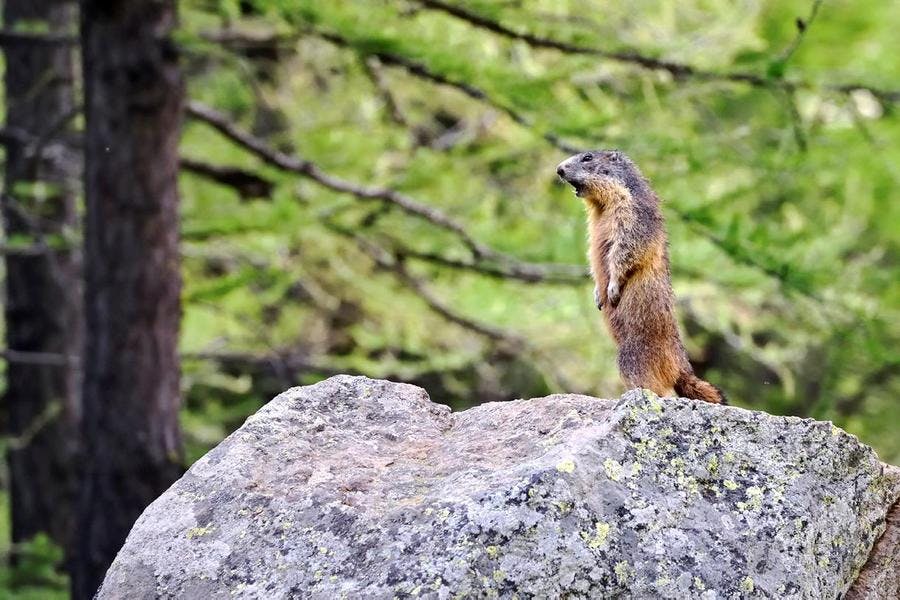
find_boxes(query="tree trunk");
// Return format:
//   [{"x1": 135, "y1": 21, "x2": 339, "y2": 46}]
[
  {"x1": 74, "y1": 1, "x2": 184, "y2": 597},
  {"x1": 1, "y1": 0, "x2": 81, "y2": 559}
]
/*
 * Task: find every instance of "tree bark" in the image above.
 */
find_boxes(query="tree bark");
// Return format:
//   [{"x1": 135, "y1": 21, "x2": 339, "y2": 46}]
[
  {"x1": 1, "y1": 0, "x2": 81, "y2": 559},
  {"x1": 74, "y1": 1, "x2": 184, "y2": 597}
]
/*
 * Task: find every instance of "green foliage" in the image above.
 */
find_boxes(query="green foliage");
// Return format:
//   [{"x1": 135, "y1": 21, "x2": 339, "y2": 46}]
[
  {"x1": 174, "y1": 0, "x2": 899, "y2": 465},
  {"x1": 0, "y1": 494, "x2": 68, "y2": 599}
]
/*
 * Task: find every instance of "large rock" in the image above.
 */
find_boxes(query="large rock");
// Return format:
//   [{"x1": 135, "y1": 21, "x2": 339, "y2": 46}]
[{"x1": 98, "y1": 375, "x2": 900, "y2": 599}]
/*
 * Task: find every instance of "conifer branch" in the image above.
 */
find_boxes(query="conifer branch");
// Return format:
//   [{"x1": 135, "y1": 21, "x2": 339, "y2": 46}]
[
  {"x1": 186, "y1": 100, "x2": 496, "y2": 258},
  {"x1": 416, "y1": 0, "x2": 900, "y2": 103}
]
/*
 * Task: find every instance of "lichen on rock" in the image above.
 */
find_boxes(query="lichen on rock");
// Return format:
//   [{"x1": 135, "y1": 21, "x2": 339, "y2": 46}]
[{"x1": 98, "y1": 375, "x2": 900, "y2": 599}]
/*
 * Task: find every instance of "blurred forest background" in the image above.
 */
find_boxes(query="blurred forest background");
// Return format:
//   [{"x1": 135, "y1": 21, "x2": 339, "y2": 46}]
[{"x1": 0, "y1": 0, "x2": 897, "y2": 597}]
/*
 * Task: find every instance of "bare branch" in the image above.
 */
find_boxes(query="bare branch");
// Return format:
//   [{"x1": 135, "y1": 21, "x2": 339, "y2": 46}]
[
  {"x1": 186, "y1": 100, "x2": 498, "y2": 258},
  {"x1": 0, "y1": 30, "x2": 77, "y2": 47},
  {"x1": 180, "y1": 157, "x2": 275, "y2": 200},
  {"x1": 198, "y1": 29, "x2": 294, "y2": 60},
  {"x1": 0, "y1": 348, "x2": 75, "y2": 366},
  {"x1": 385, "y1": 239, "x2": 588, "y2": 285}
]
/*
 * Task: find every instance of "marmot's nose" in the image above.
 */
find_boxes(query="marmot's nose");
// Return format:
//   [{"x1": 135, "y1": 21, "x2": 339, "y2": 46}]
[{"x1": 556, "y1": 165, "x2": 566, "y2": 178}]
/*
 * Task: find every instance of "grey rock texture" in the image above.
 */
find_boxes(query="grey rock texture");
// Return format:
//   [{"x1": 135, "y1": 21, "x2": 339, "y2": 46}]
[{"x1": 98, "y1": 375, "x2": 900, "y2": 599}]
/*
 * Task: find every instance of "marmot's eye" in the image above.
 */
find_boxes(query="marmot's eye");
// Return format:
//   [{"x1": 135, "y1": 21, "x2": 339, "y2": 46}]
[{"x1": 581, "y1": 153, "x2": 593, "y2": 162}]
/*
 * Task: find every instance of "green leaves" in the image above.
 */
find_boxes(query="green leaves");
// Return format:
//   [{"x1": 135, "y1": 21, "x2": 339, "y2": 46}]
[{"x1": 175, "y1": 0, "x2": 900, "y2": 463}]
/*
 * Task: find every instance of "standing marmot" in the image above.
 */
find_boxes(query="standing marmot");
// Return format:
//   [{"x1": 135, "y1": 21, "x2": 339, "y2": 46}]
[{"x1": 556, "y1": 149, "x2": 725, "y2": 404}]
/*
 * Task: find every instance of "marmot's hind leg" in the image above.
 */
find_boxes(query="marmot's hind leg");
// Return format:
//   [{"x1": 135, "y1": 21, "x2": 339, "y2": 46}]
[{"x1": 618, "y1": 344, "x2": 677, "y2": 397}]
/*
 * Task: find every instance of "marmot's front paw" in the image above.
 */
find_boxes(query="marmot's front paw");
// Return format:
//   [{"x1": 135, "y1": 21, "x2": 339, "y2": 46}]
[
  {"x1": 593, "y1": 285, "x2": 603, "y2": 311},
  {"x1": 607, "y1": 280, "x2": 621, "y2": 307}
]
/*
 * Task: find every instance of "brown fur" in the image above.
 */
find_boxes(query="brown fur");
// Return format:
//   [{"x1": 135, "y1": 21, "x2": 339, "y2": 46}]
[{"x1": 581, "y1": 179, "x2": 725, "y2": 404}]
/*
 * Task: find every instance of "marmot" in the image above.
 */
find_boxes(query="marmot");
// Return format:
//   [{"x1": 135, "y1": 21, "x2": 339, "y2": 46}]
[{"x1": 556, "y1": 149, "x2": 725, "y2": 404}]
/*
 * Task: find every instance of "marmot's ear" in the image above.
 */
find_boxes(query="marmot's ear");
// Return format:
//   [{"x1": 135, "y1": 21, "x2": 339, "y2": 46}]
[{"x1": 608, "y1": 152, "x2": 620, "y2": 162}]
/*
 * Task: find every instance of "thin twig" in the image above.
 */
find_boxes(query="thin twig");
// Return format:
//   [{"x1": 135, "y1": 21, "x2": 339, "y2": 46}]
[
  {"x1": 359, "y1": 56, "x2": 411, "y2": 128},
  {"x1": 4, "y1": 401, "x2": 64, "y2": 451},
  {"x1": 778, "y1": 0, "x2": 824, "y2": 65}
]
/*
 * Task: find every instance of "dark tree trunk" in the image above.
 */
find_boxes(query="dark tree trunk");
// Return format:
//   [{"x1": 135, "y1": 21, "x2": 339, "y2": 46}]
[
  {"x1": 74, "y1": 1, "x2": 184, "y2": 597},
  {"x1": 1, "y1": 0, "x2": 81, "y2": 559}
]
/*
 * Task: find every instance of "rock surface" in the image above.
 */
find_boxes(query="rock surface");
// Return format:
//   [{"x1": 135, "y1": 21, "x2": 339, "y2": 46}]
[{"x1": 98, "y1": 375, "x2": 900, "y2": 599}]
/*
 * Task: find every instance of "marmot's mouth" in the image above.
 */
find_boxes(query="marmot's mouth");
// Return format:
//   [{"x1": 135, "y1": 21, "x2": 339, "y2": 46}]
[{"x1": 573, "y1": 182, "x2": 586, "y2": 197}]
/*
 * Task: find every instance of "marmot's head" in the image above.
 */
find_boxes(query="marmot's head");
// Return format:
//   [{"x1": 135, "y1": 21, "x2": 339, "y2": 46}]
[{"x1": 556, "y1": 149, "x2": 646, "y2": 205}]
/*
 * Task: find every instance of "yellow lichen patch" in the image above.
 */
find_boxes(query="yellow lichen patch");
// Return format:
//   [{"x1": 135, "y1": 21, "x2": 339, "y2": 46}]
[
  {"x1": 740, "y1": 576, "x2": 754, "y2": 592},
  {"x1": 485, "y1": 545, "x2": 500, "y2": 559},
  {"x1": 614, "y1": 561, "x2": 631, "y2": 585},
  {"x1": 556, "y1": 459, "x2": 576, "y2": 473},
  {"x1": 706, "y1": 455, "x2": 719, "y2": 475},
  {"x1": 604, "y1": 458, "x2": 624, "y2": 481},
  {"x1": 582, "y1": 521, "x2": 612, "y2": 549},
  {"x1": 723, "y1": 479, "x2": 739, "y2": 491},
  {"x1": 693, "y1": 577, "x2": 706, "y2": 591},
  {"x1": 744, "y1": 486, "x2": 764, "y2": 510},
  {"x1": 186, "y1": 524, "x2": 214, "y2": 539}
]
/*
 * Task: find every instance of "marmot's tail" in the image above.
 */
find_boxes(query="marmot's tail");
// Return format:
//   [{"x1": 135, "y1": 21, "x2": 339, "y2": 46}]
[{"x1": 675, "y1": 371, "x2": 727, "y2": 405}]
